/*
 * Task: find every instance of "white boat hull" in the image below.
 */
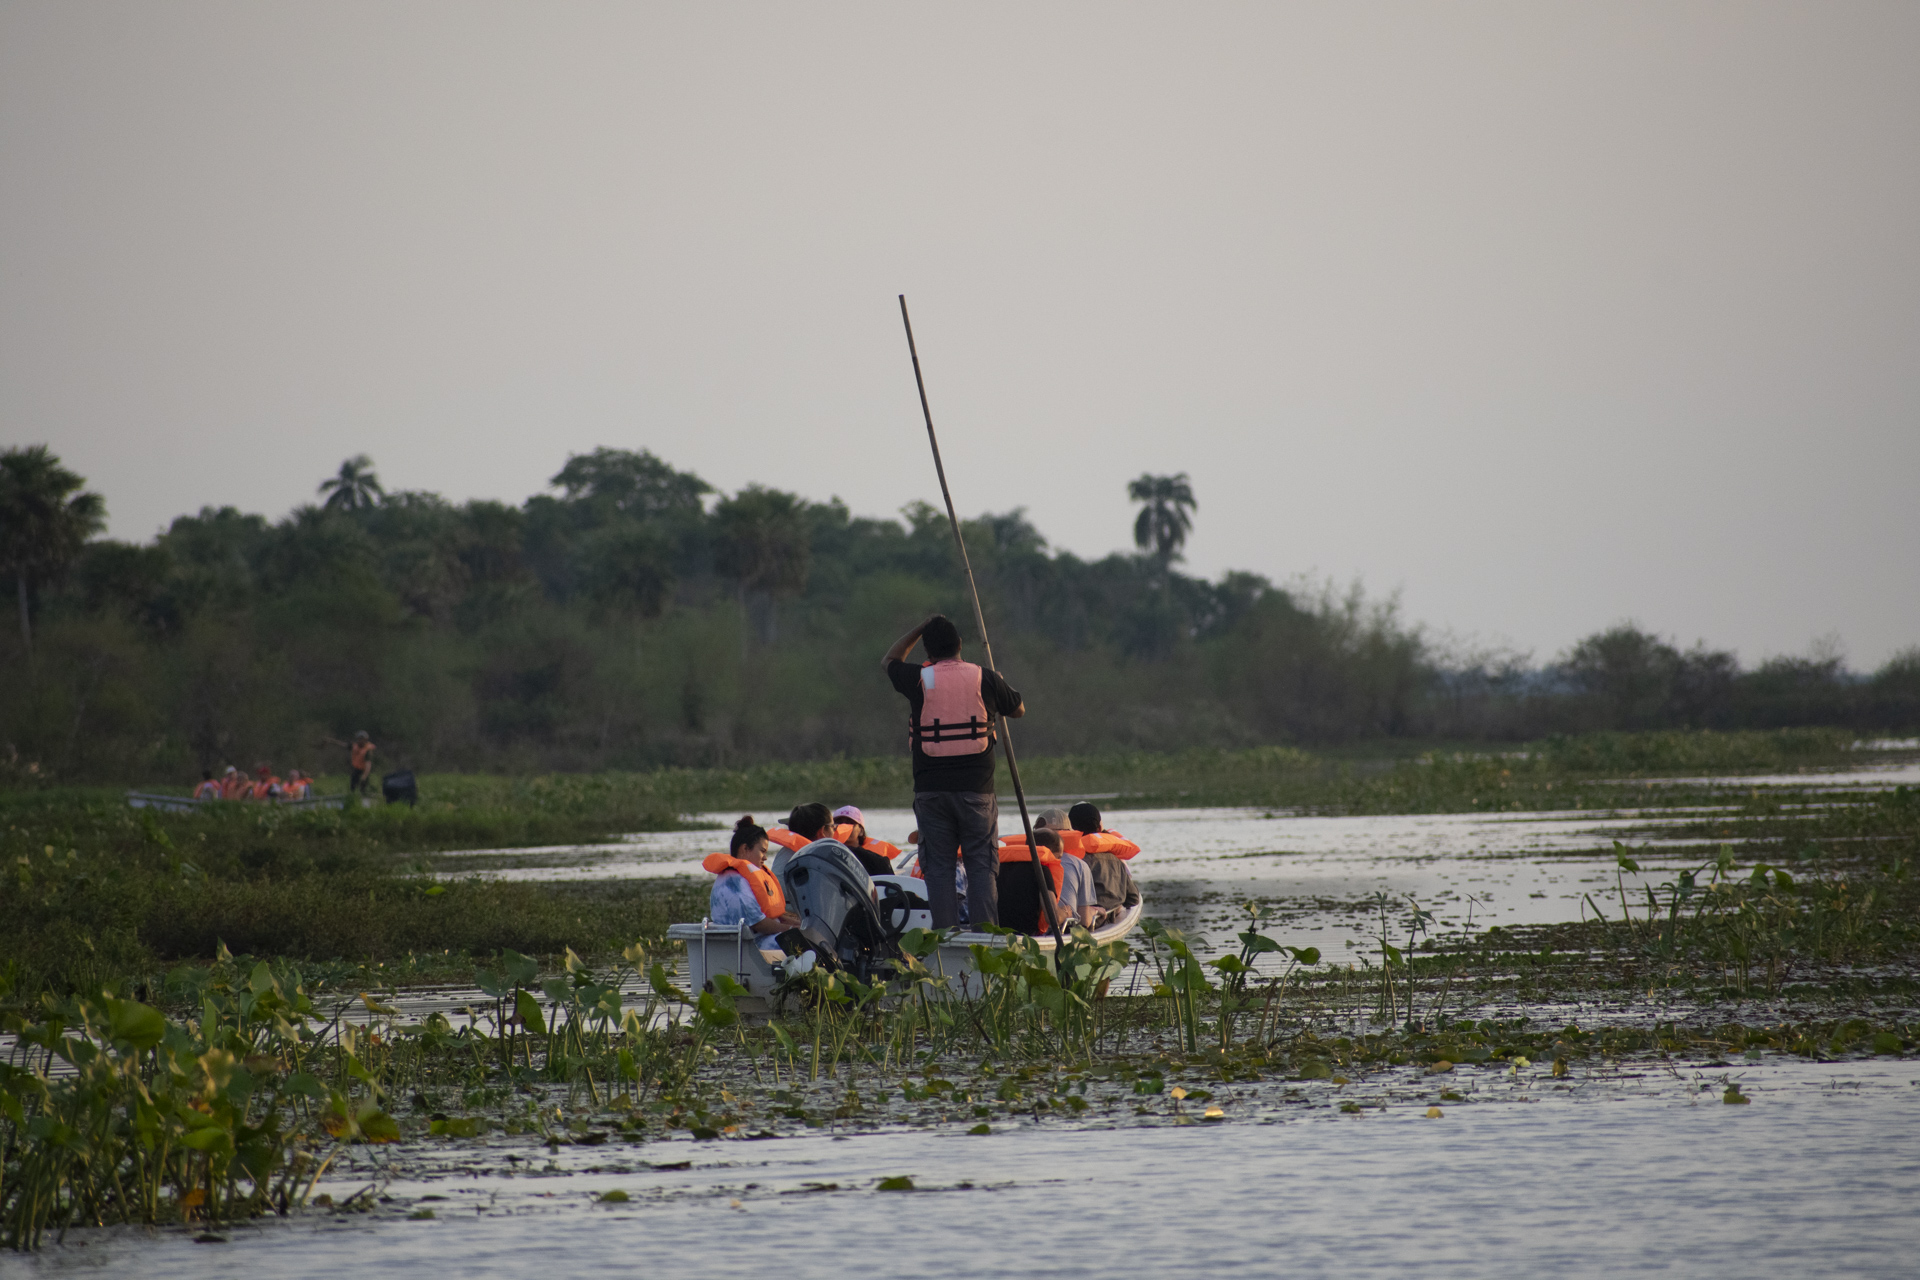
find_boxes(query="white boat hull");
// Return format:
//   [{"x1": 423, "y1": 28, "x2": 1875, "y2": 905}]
[
  {"x1": 669, "y1": 892, "x2": 1145, "y2": 1014},
  {"x1": 126, "y1": 790, "x2": 359, "y2": 813}
]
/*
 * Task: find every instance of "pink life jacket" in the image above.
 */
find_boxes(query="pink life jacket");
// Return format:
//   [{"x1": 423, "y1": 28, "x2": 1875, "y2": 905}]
[{"x1": 912, "y1": 658, "x2": 993, "y2": 758}]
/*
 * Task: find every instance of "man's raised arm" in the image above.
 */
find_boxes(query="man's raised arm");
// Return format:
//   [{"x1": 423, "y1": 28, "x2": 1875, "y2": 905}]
[{"x1": 881, "y1": 613, "x2": 941, "y2": 673}]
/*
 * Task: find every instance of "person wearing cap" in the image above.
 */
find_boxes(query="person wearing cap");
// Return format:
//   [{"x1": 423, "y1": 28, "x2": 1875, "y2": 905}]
[
  {"x1": 832, "y1": 805, "x2": 902, "y2": 877},
  {"x1": 883, "y1": 612, "x2": 1025, "y2": 929},
  {"x1": 1039, "y1": 807, "x2": 1097, "y2": 928},
  {"x1": 217, "y1": 765, "x2": 246, "y2": 801},
  {"x1": 1069, "y1": 801, "x2": 1139, "y2": 920}
]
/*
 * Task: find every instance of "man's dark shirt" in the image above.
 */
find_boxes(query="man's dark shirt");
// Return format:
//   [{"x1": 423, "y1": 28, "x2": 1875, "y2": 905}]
[{"x1": 886, "y1": 658, "x2": 1022, "y2": 794}]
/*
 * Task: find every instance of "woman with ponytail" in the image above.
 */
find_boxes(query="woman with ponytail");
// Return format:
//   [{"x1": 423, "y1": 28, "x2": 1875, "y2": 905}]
[{"x1": 704, "y1": 816, "x2": 800, "y2": 941}]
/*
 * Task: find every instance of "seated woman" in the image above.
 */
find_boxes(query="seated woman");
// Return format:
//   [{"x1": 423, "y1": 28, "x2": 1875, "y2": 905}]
[
  {"x1": 831, "y1": 804, "x2": 902, "y2": 877},
  {"x1": 703, "y1": 816, "x2": 801, "y2": 948}
]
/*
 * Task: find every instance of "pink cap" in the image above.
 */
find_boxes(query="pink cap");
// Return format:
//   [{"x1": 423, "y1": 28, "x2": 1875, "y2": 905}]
[{"x1": 832, "y1": 804, "x2": 865, "y2": 826}]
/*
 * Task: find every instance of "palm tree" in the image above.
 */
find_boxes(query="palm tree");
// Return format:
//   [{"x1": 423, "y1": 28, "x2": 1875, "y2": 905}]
[
  {"x1": 0, "y1": 445, "x2": 107, "y2": 656},
  {"x1": 319, "y1": 455, "x2": 385, "y2": 511},
  {"x1": 1128, "y1": 472, "x2": 1197, "y2": 565}
]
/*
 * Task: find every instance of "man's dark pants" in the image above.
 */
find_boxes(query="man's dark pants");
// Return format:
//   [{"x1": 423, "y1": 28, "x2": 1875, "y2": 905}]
[{"x1": 913, "y1": 791, "x2": 999, "y2": 929}]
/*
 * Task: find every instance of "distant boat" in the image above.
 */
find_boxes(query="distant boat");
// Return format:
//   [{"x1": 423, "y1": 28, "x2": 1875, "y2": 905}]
[{"x1": 124, "y1": 791, "x2": 357, "y2": 813}]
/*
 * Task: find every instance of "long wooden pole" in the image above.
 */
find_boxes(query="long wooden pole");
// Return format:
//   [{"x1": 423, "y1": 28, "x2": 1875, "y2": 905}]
[{"x1": 898, "y1": 295, "x2": 1064, "y2": 949}]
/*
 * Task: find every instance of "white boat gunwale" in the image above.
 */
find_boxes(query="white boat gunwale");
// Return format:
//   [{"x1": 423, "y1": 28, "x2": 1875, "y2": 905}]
[{"x1": 669, "y1": 895, "x2": 1145, "y2": 1009}]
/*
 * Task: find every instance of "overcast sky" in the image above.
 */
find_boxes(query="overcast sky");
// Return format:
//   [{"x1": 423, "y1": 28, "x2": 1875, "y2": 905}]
[{"x1": 3, "y1": 3, "x2": 1915, "y2": 668}]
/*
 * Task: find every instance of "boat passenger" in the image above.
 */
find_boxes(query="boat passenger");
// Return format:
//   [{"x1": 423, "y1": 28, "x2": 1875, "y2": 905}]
[
  {"x1": 883, "y1": 612, "x2": 1024, "y2": 930},
  {"x1": 767, "y1": 801, "x2": 834, "y2": 866},
  {"x1": 998, "y1": 808, "x2": 1094, "y2": 927},
  {"x1": 250, "y1": 765, "x2": 282, "y2": 801},
  {"x1": 1070, "y1": 802, "x2": 1139, "y2": 922},
  {"x1": 997, "y1": 828, "x2": 1065, "y2": 936},
  {"x1": 1038, "y1": 808, "x2": 1096, "y2": 928},
  {"x1": 703, "y1": 817, "x2": 800, "y2": 947},
  {"x1": 831, "y1": 804, "x2": 902, "y2": 878},
  {"x1": 217, "y1": 766, "x2": 246, "y2": 801},
  {"x1": 1069, "y1": 801, "x2": 1139, "y2": 859},
  {"x1": 284, "y1": 769, "x2": 313, "y2": 801},
  {"x1": 192, "y1": 770, "x2": 221, "y2": 802}
]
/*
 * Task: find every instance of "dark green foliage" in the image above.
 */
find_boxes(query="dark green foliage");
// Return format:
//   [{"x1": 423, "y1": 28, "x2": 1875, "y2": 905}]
[
  {"x1": 1, "y1": 449, "x2": 1913, "y2": 785},
  {"x1": 0, "y1": 785, "x2": 700, "y2": 996}
]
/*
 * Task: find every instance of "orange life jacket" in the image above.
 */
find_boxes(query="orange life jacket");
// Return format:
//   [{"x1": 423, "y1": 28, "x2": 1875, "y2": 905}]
[
  {"x1": 701, "y1": 852, "x2": 788, "y2": 919},
  {"x1": 1001, "y1": 830, "x2": 1084, "y2": 858},
  {"x1": 996, "y1": 843, "x2": 1063, "y2": 934},
  {"x1": 192, "y1": 780, "x2": 220, "y2": 801},
  {"x1": 767, "y1": 828, "x2": 811, "y2": 854},
  {"x1": 834, "y1": 823, "x2": 902, "y2": 864},
  {"x1": 911, "y1": 659, "x2": 993, "y2": 757},
  {"x1": 350, "y1": 742, "x2": 374, "y2": 770},
  {"x1": 1081, "y1": 831, "x2": 1139, "y2": 861}
]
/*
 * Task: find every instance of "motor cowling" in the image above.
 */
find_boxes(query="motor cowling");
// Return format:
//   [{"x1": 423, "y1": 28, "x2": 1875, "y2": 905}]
[{"x1": 780, "y1": 839, "x2": 900, "y2": 981}]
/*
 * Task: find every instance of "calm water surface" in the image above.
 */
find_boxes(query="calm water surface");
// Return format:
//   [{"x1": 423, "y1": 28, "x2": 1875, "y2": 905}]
[{"x1": 18, "y1": 1057, "x2": 1919, "y2": 1277}]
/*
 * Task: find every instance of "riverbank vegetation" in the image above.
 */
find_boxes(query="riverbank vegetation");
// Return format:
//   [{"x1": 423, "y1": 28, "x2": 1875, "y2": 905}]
[
  {"x1": 1, "y1": 729, "x2": 1905, "y2": 1001},
  {"x1": 0, "y1": 788, "x2": 701, "y2": 997},
  {"x1": 7, "y1": 846, "x2": 1916, "y2": 1248},
  {"x1": 4, "y1": 445, "x2": 1916, "y2": 784}
]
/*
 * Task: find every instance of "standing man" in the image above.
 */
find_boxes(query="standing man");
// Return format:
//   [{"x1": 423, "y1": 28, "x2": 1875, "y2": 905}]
[
  {"x1": 883, "y1": 613, "x2": 1024, "y2": 929},
  {"x1": 320, "y1": 731, "x2": 377, "y2": 796}
]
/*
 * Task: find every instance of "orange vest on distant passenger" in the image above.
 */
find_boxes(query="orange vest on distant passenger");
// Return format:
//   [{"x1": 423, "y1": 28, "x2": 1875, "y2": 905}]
[
  {"x1": 1001, "y1": 830, "x2": 1084, "y2": 858},
  {"x1": 834, "y1": 823, "x2": 901, "y2": 864},
  {"x1": 911, "y1": 659, "x2": 992, "y2": 757},
  {"x1": 701, "y1": 852, "x2": 788, "y2": 918},
  {"x1": 1081, "y1": 831, "x2": 1139, "y2": 861},
  {"x1": 996, "y1": 843, "x2": 1063, "y2": 934}
]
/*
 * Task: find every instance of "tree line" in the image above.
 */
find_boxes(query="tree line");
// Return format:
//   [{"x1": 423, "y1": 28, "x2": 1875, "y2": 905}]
[{"x1": 1, "y1": 444, "x2": 1914, "y2": 783}]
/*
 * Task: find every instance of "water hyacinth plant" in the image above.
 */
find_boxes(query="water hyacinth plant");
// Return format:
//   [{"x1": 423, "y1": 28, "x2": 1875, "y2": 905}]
[{"x1": 0, "y1": 955, "x2": 397, "y2": 1249}]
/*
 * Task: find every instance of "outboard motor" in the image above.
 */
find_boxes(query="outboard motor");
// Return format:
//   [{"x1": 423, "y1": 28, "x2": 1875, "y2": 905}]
[
  {"x1": 781, "y1": 839, "x2": 900, "y2": 981},
  {"x1": 381, "y1": 770, "x2": 418, "y2": 807}
]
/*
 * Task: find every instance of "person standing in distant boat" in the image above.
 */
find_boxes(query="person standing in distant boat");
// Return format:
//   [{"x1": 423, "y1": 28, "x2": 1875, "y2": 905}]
[
  {"x1": 319, "y1": 731, "x2": 377, "y2": 795},
  {"x1": 883, "y1": 613, "x2": 1024, "y2": 930}
]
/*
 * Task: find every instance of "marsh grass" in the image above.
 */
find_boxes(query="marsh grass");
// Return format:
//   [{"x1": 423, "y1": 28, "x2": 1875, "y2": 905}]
[
  {"x1": 4, "y1": 727, "x2": 1915, "y2": 1249},
  {"x1": 8, "y1": 908, "x2": 1917, "y2": 1252},
  {"x1": 0, "y1": 801, "x2": 708, "y2": 996}
]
